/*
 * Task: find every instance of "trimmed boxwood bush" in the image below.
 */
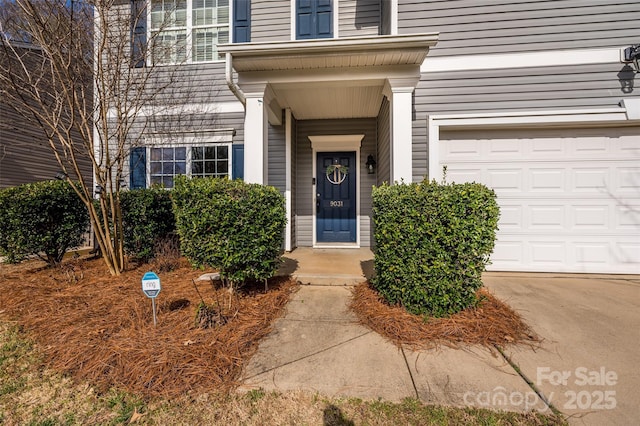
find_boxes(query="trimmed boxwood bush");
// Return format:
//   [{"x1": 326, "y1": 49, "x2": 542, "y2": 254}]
[
  {"x1": 172, "y1": 176, "x2": 286, "y2": 288},
  {"x1": 372, "y1": 179, "x2": 499, "y2": 317},
  {"x1": 121, "y1": 187, "x2": 175, "y2": 262},
  {"x1": 0, "y1": 180, "x2": 89, "y2": 266}
]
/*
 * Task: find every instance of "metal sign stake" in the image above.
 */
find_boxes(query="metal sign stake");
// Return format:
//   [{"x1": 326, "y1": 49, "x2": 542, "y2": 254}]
[{"x1": 151, "y1": 298, "x2": 157, "y2": 326}]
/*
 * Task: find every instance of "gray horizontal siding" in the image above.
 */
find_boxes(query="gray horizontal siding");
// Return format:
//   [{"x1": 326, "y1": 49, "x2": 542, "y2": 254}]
[
  {"x1": 295, "y1": 118, "x2": 377, "y2": 247},
  {"x1": 411, "y1": 61, "x2": 637, "y2": 180},
  {"x1": 251, "y1": 0, "x2": 291, "y2": 42},
  {"x1": 339, "y1": 0, "x2": 380, "y2": 37},
  {"x1": 150, "y1": 63, "x2": 238, "y2": 104},
  {"x1": 0, "y1": 104, "x2": 93, "y2": 188},
  {"x1": 267, "y1": 123, "x2": 286, "y2": 193},
  {"x1": 416, "y1": 63, "x2": 635, "y2": 115},
  {"x1": 399, "y1": 0, "x2": 640, "y2": 56}
]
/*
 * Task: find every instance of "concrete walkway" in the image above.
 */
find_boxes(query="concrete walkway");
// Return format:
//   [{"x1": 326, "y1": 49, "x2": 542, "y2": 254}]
[{"x1": 241, "y1": 249, "x2": 640, "y2": 425}]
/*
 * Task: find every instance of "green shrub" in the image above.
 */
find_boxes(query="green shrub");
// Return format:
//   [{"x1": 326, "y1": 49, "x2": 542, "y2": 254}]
[
  {"x1": 120, "y1": 187, "x2": 175, "y2": 262},
  {"x1": 172, "y1": 176, "x2": 286, "y2": 288},
  {"x1": 372, "y1": 180, "x2": 499, "y2": 317},
  {"x1": 0, "y1": 180, "x2": 89, "y2": 266}
]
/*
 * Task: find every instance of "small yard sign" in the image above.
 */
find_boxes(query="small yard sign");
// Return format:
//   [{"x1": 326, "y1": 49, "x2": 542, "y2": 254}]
[
  {"x1": 141, "y1": 271, "x2": 161, "y2": 298},
  {"x1": 141, "y1": 271, "x2": 161, "y2": 326}
]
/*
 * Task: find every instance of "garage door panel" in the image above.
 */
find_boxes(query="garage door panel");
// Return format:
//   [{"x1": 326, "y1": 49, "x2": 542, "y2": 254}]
[
  {"x1": 572, "y1": 205, "x2": 608, "y2": 229},
  {"x1": 616, "y1": 205, "x2": 640, "y2": 228},
  {"x1": 529, "y1": 205, "x2": 565, "y2": 229},
  {"x1": 489, "y1": 235, "x2": 639, "y2": 273},
  {"x1": 574, "y1": 242, "x2": 609, "y2": 265},
  {"x1": 572, "y1": 168, "x2": 609, "y2": 192},
  {"x1": 498, "y1": 205, "x2": 523, "y2": 229},
  {"x1": 531, "y1": 138, "x2": 565, "y2": 156},
  {"x1": 616, "y1": 242, "x2": 640, "y2": 265},
  {"x1": 489, "y1": 139, "x2": 522, "y2": 156},
  {"x1": 446, "y1": 168, "x2": 483, "y2": 183},
  {"x1": 617, "y1": 168, "x2": 640, "y2": 192},
  {"x1": 530, "y1": 168, "x2": 565, "y2": 191},
  {"x1": 573, "y1": 137, "x2": 609, "y2": 155},
  {"x1": 530, "y1": 241, "x2": 566, "y2": 264},
  {"x1": 440, "y1": 127, "x2": 640, "y2": 274},
  {"x1": 442, "y1": 139, "x2": 481, "y2": 158},
  {"x1": 490, "y1": 240, "x2": 523, "y2": 264},
  {"x1": 488, "y1": 169, "x2": 522, "y2": 191}
]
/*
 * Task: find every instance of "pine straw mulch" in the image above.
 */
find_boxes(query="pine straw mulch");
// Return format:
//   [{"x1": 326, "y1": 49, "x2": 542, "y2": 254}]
[
  {"x1": 0, "y1": 256, "x2": 298, "y2": 399},
  {"x1": 350, "y1": 282, "x2": 540, "y2": 351}
]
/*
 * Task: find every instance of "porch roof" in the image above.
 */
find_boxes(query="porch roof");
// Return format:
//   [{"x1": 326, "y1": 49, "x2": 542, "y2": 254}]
[
  {"x1": 218, "y1": 34, "x2": 439, "y2": 120},
  {"x1": 218, "y1": 33, "x2": 439, "y2": 73}
]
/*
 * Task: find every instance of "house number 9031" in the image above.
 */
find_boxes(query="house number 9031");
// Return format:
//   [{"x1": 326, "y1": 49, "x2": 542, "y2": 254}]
[{"x1": 330, "y1": 200, "x2": 344, "y2": 207}]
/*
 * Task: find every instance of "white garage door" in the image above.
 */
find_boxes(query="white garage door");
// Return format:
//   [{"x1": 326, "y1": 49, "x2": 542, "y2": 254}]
[{"x1": 440, "y1": 127, "x2": 640, "y2": 274}]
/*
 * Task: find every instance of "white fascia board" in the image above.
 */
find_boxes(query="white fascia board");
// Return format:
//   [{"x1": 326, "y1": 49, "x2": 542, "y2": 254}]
[
  {"x1": 219, "y1": 33, "x2": 439, "y2": 56},
  {"x1": 421, "y1": 48, "x2": 622, "y2": 73}
]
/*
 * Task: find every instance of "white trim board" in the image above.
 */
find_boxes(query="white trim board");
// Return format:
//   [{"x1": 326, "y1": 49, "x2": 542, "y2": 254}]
[
  {"x1": 421, "y1": 48, "x2": 623, "y2": 73},
  {"x1": 106, "y1": 101, "x2": 244, "y2": 119}
]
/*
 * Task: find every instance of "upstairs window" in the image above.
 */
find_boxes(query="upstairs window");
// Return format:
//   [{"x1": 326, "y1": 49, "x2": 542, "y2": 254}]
[
  {"x1": 296, "y1": 0, "x2": 332, "y2": 40},
  {"x1": 149, "y1": 0, "x2": 229, "y2": 64}
]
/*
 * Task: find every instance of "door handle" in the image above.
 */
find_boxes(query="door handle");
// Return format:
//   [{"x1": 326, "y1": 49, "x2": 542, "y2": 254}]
[{"x1": 316, "y1": 193, "x2": 321, "y2": 210}]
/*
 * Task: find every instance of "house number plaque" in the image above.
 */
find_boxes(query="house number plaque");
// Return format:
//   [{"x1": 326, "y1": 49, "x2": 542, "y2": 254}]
[{"x1": 330, "y1": 200, "x2": 344, "y2": 207}]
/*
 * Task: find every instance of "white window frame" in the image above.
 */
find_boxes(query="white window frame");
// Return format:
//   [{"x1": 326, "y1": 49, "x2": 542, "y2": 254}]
[
  {"x1": 149, "y1": 0, "x2": 231, "y2": 65},
  {"x1": 145, "y1": 140, "x2": 233, "y2": 188}
]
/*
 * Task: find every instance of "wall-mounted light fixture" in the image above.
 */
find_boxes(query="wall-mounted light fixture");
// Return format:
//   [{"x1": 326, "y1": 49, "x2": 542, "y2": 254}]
[
  {"x1": 623, "y1": 45, "x2": 640, "y2": 73},
  {"x1": 366, "y1": 154, "x2": 376, "y2": 174}
]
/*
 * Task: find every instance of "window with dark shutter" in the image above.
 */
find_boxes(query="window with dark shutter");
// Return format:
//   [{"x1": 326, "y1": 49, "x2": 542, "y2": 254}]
[
  {"x1": 232, "y1": 144, "x2": 244, "y2": 180},
  {"x1": 130, "y1": 147, "x2": 147, "y2": 189},
  {"x1": 296, "y1": 0, "x2": 332, "y2": 40},
  {"x1": 131, "y1": 0, "x2": 147, "y2": 68},
  {"x1": 233, "y1": 0, "x2": 250, "y2": 43}
]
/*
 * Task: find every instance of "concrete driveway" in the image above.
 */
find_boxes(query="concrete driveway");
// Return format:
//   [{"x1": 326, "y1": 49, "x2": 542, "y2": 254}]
[{"x1": 485, "y1": 273, "x2": 640, "y2": 426}]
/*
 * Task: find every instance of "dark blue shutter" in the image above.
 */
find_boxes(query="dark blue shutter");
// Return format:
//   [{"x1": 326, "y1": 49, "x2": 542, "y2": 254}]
[
  {"x1": 130, "y1": 147, "x2": 147, "y2": 189},
  {"x1": 297, "y1": 0, "x2": 332, "y2": 40},
  {"x1": 131, "y1": 0, "x2": 146, "y2": 68},
  {"x1": 316, "y1": 0, "x2": 332, "y2": 38},
  {"x1": 233, "y1": 0, "x2": 251, "y2": 43},
  {"x1": 232, "y1": 144, "x2": 244, "y2": 180}
]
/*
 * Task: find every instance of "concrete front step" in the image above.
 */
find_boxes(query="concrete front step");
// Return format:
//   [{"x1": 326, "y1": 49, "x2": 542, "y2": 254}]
[{"x1": 292, "y1": 273, "x2": 367, "y2": 286}]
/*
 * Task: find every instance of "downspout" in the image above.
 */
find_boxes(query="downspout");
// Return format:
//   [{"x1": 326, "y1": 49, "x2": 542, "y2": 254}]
[{"x1": 225, "y1": 53, "x2": 246, "y2": 106}]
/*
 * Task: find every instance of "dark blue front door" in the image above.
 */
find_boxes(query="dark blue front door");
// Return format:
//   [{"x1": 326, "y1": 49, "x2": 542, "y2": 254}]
[{"x1": 317, "y1": 152, "x2": 357, "y2": 243}]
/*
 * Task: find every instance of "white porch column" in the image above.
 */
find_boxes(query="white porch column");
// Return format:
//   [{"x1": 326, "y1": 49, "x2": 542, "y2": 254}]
[
  {"x1": 284, "y1": 108, "x2": 293, "y2": 252},
  {"x1": 243, "y1": 84, "x2": 268, "y2": 184},
  {"x1": 385, "y1": 78, "x2": 419, "y2": 183}
]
